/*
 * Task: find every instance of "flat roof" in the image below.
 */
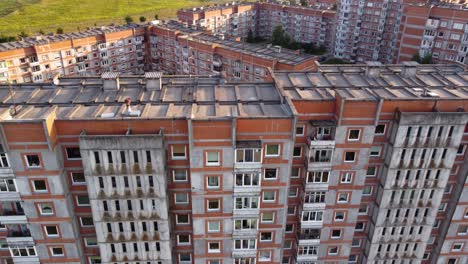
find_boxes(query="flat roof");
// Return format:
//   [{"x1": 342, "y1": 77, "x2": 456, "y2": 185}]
[
  {"x1": 273, "y1": 64, "x2": 468, "y2": 101},
  {"x1": 0, "y1": 75, "x2": 292, "y2": 121}
]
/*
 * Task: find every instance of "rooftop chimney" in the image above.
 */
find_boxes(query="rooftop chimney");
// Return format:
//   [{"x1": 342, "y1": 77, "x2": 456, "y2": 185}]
[
  {"x1": 145, "y1": 72, "x2": 163, "y2": 90},
  {"x1": 401, "y1": 61, "x2": 419, "y2": 78},
  {"x1": 101, "y1": 72, "x2": 120, "y2": 90},
  {"x1": 364, "y1": 61, "x2": 383, "y2": 78}
]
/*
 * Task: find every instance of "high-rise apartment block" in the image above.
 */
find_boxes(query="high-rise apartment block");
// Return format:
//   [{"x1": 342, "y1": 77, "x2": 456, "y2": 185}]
[{"x1": 0, "y1": 62, "x2": 467, "y2": 264}]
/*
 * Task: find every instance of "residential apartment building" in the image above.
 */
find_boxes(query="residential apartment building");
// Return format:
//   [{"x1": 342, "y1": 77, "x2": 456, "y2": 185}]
[
  {"x1": 396, "y1": 2, "x2": 468, "y2": 65},
  {"x1": 177, "y1": 1, "x2": 337, "y2": 50},
  {"x1": 0, "y1": 24, "x2": 147, "y2": 84},
  {"x1": 148, "y1": 21, "x2": 317, "y2": 82},
  {"x1": 0, "y1": 62, "x2": 467, "y2": 264}
]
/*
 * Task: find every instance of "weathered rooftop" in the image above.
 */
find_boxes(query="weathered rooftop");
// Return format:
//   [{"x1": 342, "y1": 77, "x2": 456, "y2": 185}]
[
  {"x1": 0, "y1": 74, "x2": 291, "y2": 121},
  {"x1": 273, "y1": 63, "x2": 468, "y2": 101}
]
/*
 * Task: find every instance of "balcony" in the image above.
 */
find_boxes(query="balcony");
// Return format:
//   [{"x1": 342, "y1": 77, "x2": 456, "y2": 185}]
[
  {"x1": 298, "y1": 229, "x2": 320, "y2": 245},
  {"x1": 0, "y1": 209, "x2": 27, "y2": 224},
  {"x1": 6, "y1": 229, "x2": 33, "y2": 245},
  {"x1": 234, "y1": 141, "x2": 262, "y2": 171},
  {"x1": 0, "y1": 179, "x2": 20, "y2": 201},
  {"x1": 307, "y1": 149, "x2": 333, "y2": 171}
]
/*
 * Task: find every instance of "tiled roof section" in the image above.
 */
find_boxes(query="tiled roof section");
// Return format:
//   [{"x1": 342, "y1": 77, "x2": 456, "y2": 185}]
[
  {"x1": 101, "y1": 72, "x2": 120, "y2": 79},
  {"x1": 144, "y1": 72, "x2": 163, "y2": 79},
  {"x1": 274, "y1": 64, "x2": 468, "y2": 101},
  {"x1": 0, "y1": 75, "x2": 291, "y2": 121},
  {"x1": 0, "y1": 24, "x2": 144, "y2": 52}
]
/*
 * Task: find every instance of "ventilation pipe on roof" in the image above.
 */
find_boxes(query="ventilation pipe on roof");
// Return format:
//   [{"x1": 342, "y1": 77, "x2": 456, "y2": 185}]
[
  {"x1": 401, "y1": 61, "x2": 419, "y2": 78},
  {"x1": 364, "y1": 61, "x2": 382, "y2": 78},
  {"x1": 101, "y1": 72, "x2": 120, "y2": 90},
  {"x1": 145, "y1": 72, "x2": 163, "y2": 90}
]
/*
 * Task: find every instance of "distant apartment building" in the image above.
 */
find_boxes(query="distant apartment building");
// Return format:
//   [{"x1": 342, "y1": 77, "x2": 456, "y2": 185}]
[
  {"x1": 0, "y1": 25, "x2": 147, "y2": 84},
  {"x1": 396, "y1": 2, "x2": 468, "y2": 65},
  {"x1": 177, "y1": 1, "x2": 337, "y2": 50},
  {"x1": 0, "y1": 62, "x2": 467, "y2": 264},
  {"x1": 148, "y1": 21, "x2": 317, "y2": 81}
]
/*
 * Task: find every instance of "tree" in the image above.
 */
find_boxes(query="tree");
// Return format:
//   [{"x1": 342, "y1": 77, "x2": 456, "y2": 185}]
[
  {"x1": 300, "y1": 0, "x2": 308, "y2": 7},
  {"x1": 154, "y1": 14, "x2": 159, "y2": 20},
  {"x1": 125, "y1": 15, "x2": 133, "y2": 24},
  {"x1": 56, "y1": 28, "x2": 64, "y2": 34},
  {"x1": 272, "y1": 25, "x2": 285, "y2": 46},
  {"x1": 246, "y1": 29, "x2": 255, "y2": 43},
  {"x1": 18, "y1": 31, "x2": 28, "y2": 39},
  {"x1": 38, "y1": 29, "x2": 45, "y2": 35},
  {"x1": 411, "y1": 53, "x2": 433, "y2": 64},
  {"x1": 139, "y1": 16, "x2": 146, "y2": 22},
  {"x1": 0, "y1": 35, "x2": 17, "y2": 43}
]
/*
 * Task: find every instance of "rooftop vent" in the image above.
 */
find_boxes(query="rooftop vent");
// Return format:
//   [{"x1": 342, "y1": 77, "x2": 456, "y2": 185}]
[
  {"x1": 145, "y1": 72, "x2": 163, "y2": 90},
  {"x1": 401, "y1": 61, "x2": 419, "y2": 78},
  {"x1": 101, "y1": 72, "x2": 120, "y2": 90},
  {"x1": 273, "y1": 45, "x2": 282, "y2": 53},
  {"x1": 364, "y1": 61, "x2": 382, "y2": 78}
]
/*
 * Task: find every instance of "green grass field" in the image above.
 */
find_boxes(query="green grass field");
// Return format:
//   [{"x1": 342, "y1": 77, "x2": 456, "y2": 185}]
[{"x1": 0, "y1": 0, "x2": 227, "y2": 37}]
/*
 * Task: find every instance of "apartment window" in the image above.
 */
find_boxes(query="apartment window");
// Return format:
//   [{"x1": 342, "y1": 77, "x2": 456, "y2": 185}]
[
  {"x1": 452, "y1": 243, "x2": 464, "y2": 252},
  {"x1": 172, "y1": 145, "x2": 187, "y2": 159},
  {"x1": 65, "y1": 147, "x2": 81, "y2": 160},
  {"x1": 208, "y1": 242, "x2": 220, "y2": 253},
  {"x1": 307, "y1": 171, "x2": 329, "y2": 183},
  {"x1": 32, "y1": 180, "x2": 47, "y2": 192},
  {"x1": 207, "y1": 199, "x2": 220, "y2": 211},
  {"x1": 38, "y1": 203, "x2": 54, "y2": 215},
  {"x1": 291, "y1": 167, "x2": 300, "y2": 178},
  {"x1": 285, "y1": 224, "x2": 294, "y2": 233},
  {"x1": 173, "y1": 169, "x2": 187, "y2": 182},
  {"x1": 209, "y1": 260, "x2": 221, "y2": 264},
  {"x1": 176, "y1": 214, "x2": 190, "y2": 224},
  {"x1": 362, "y1": 186, "x2": 373, "y2": 196},
  {"x1": 235, "y1": 197, "x2": 259, "y2": 209},
  {"x1": 298, "y1": 245, "x2": 318, "y2": 256},
  {"x1": 84, "y1": 237, "x2": 97, "y2": 247},
  {"x1": 366, "y1": 166, "x2": 377, "y2": 176},
  {"x1": 296, "y1": 125, "x2": 305, "y2": 136},
  {"x1": 206, "y1": 151, "x2": 220, "y2": 166},
  {"x1": 439, "y1": 203, "x2": 447, "y2": 211},
  {"x1": 265, "y1": 144, "x2": 280, "y2": 157},
  {"x1": 288, "y1": 188, "x2": 298, "y2": 197},
  {"x1": 0, "y1": 149, "x2": 9, "y2": 168},
  {"x1": 447, "y1": 258, "x2": 458, "y2": 264},
  {"x1": 177, "y1": 234, "x2": 191, "y2": 245},
  {"x1": 331, "y1": 229, "x2": 341, "y2": 239},
  {"x1": 234, "y1": 219, "x2": 257, "y2": 230},
  {"x1": 49, "y1": 247, "x2": 64, "y2": 257},
  {"x1": 259, "y1": 251, "x2": 271, "y2": 262},
  {"x1": 337, "y1": 193, "x2": 349, "y2": 203},
  {"x1": 355, "y1": 222, "x2": 365, "y2": 231},
  {"x1": 207, "y1": 176, "x2": 220, "y2": 189},
  {"x1": 304, "y1": 191, "x2": 325, "y2": 203},
  {"x1": 175, "y1": 193, "x2": 189, "y2": 204},
  {"x1": 293, "y1": 146, "x2": 302, "y2": 157},
  {"x1": 25, "y1": 154, "x2": 41, "y2": 167},
  {"x1": 236, "y1": 148, "x2": 262, "y2": 163},
  {"x1": 344, "y1": 151, "x2": 356, "y2": 162},
  {"x1": 44, "y1": 225, "x2": 59, "y2": 237},
  {"x1": 264, "y1": 168, "x2": 277, "y2": 180},
  {"x1": 76, "y1": 195, "x2": 90, "y2": 206},
  {"x1": 348, "y1": 129, "x2": 361, "y2": 141},
  {"x1": 261, "y1": 212, "x2": 274, "y2": 223},
  {"x1": 302, "y1": 211, "x2": 323, "y2": 222},
  {"x1": 352, "y1": 239, "x2": 361, "y2": 247},
  {"x1": 457, "y1": 145, "x2": 466, "y2": 155},
  {"x1": 235, "y1": 173, "x2": 259, "y2": 186},
  {"x1": 284, "y1": 240, "x2": 292, "y2": 249},
  {"x1": 349, "y1": 255, "x2": 357, "y2": 263},
  {"x1": 179, "y1": 253, "x2": 192, "y2": 263},
  {"x1": 93, "y1": 152, "x2": 100, "y2": 164},
  {"x1": 260, "y1": 232, "x2": 272, "y2": 242},
  {"x1": 71, "y1": 172, "x2": 85, "y2": 184},
  {"x1": 328, "y1": 246, "x2": 339, "y2": 255},
  {"x1": 358, "y1": 205, "x2": 368, "y2": 215},
  {"x1": 334, "y1": 211, "x2": 345, "y2": 221},
  {"x1": 457, "y1": 225, "x2": 467, "y2": 235},
  {"x1": 208, "y1": 221, "x2": 221, "y2": 232},
  {"x1": 369, "y1": 146, "x2": 381, "y2": 157},
  {"x1": 262, "y1": 191, "x2": 276, "y2": 202},
  {"x1": 234, "y1": 239, "x2": 256, "y2": 250},
  {"x1": 341, "y1": 172, "x2": 352, "y2": 183},
  {"x1": 80, "y1": 217, "x2": 94, "y2": 227}
]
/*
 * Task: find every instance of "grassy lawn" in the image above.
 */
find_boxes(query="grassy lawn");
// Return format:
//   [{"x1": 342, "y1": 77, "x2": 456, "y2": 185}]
[{"x1": 0, "y1": 0, "x2": 227, "y2": 37}]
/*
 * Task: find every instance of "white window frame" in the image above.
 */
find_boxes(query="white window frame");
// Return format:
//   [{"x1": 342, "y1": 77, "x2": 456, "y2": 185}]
[
  {"x1": 235, "y1": 197, "x2": 259, "y2": 210},
  {"x1": 24, "y1": 154, "x2": 41, "y2": 168},
  {"x1": 258, "y1": 251, "x2": 271, "y2": 262},
  {"x1": 176, "y1": 214, "x2": 190, "y2": 225},
  {"x1": 362, "y1": 186, "x2": 373, "y2": 196},
  {"x1": 234, "y1": 219, "x2": 258, "y2": 230},
  {"x1": 208, "y1": 242, "x2": 221, "y2": 253},
  {"x1": 265, "y1": 144, "x2": 280, "y2": 157},
  {"x1": 71, "y1": 172, "x2": 86, "y2": 185},
  {"x1": 32, "y1": 180, "x2": 48, "y2": 192},
  {"x1": 177, "y1": 234, "x2": 191, "y2": 245},
  {"x1": 334, "y1": 211, "x2": 346, "y2": 221},
  {"x1": 65, "y1": 147, "x2": 82, "y2": 160},
  {"x1": 331, "y1": 229, "x2": 342, "y2": 239},
  {"x1": 262, "y1": 191, "x2": 276, "y2": 202},
  {"x1": 49, "y1": 247, "x2": 64, "y2": 256},
  {"x1": 207, "y1": 221, "x2": 221, "y2": 232},
  {"x1": 264, "y1": 168, "x2": 278, "y2": 180},
  {"x1": 261, "y1": 212, "x2": 274, "y2": 223},
  {"x1": 355, "y1": 222, "x2": 365, "y2": 231},
  {"x1": 452, "y1": 242, "x2": 464, "y2": 252},
  {"x1": 173, "y1": 169, "x2": 188, "y2": 182},
  {"x1": 80, "y1": 217, "x2": 94, "y2": 227},
  {"x1": 44, "y1": 225, "x2": 59, "y2": 237},
  {"x1": 260, "y1": 232, "x2": 273, "y2": 242},
  {"x1": 328, "y1": 246, "x2": 339, "y2": 255},
  {"x1": 206, "y1": 151, "x2": 220, "y2": 166},
  {"x1": 207, "y1": 199, "x2": 220, "y2": 212},
  {"x1": 369, "y1": 146, "x2": 382, "y2": 157},
  {"x1": 306, "y1": 171, "x2": 329, "y2": 183},
  {"x1": 302, "y1": 210, "x2": 323, "y2": 222},
  {"x1": 179, "y1": 253, "x2": 192, "y2": 263},
  {"x1": 235, "y1": 173, "x2": 260, "y2": 187},
  {"x1": 293, "y1": 146, "x2": 302, "y2": 158},
  {"x1": 207, "y1": 175, "x2": 220, "y2": 189},
  {"x1": 38, "y1": 203, "x2": 54, "y2": 215},
  {"x1": 234, "y1": 239, "x2": 256, "y2": 250},
  {"x1": 171, "y1": 145, "x2": 187, "y2": 160},
  {"x1": 84, "y1": 237, "x2": 98, "y2": 247},
  {"x1": 348, "y1": 129, "x2": 361, "y2": 141},
  {"x1": 236, "y1": 148, "x2": 262, "y2": 163},
  {"x1": 341, "y1": 172, "x2": 352, "y2": 183},
  {"x1": 344, "y1": 151, "x2": 356, "y2": 162},
  {"x1": 337, "y1": 193, "x2": 349, "y2": 203},
  {"x1": 174, "y1": 193, "x2": 189, "y2": 204},
  {"x1": 375, "y1": 124, "x2": 386, "y2": 135},
  {"x1": 296, "y1": 125, "x2": 305, "y2": 136}
]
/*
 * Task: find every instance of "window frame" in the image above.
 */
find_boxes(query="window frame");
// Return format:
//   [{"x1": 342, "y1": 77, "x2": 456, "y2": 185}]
[
  {"x1": 347, "y1": 129, "x2": 361, "y2": 141},
  {"x1": 206, "y1": 151, "x2": 221, "y2": 166},
  {"x1": 262, "y1": 190, "x2": 276, "y2": 202},
  {"x1": 207, "y1": 199, "x2": 221, "y2": 212},
  {"x1": 174, "y1": 193, "x2": 189, "y2": 204},
  {"x1": 344, "y1": 151, "x2": 357, "y2": 163},
  {"x1": 207, "y1": 241, "x2": 221, "y2": 253},
  {"x1": 71, "y1": 172, "x2": 86, "y2": 185},
  {"x1": 172, "y1": 169, "x2": 188, "y2": 182},
  {"x1": 76, "y1": 195, "x2": 90, "y2": 206},
  {"x1": 44, "y1": 225, "x2": 60, "y2": 237},
  {"x1": 65, "y1": 147, "x2": 82, "y2": 160},
  {"x1": 176, "y1": 214, "x2": 190, "y2": 225},
  {"x1": 207, "y1": 221, "x2": 221, "y2": 233},
  {"x1": 177, "y1": 234, "x2": 191, "y2": 245},
  {"x1": 265, "y1": 144, "x2": 280, "y2": 157},
  {"x1": 24, "y1": 154, "x2": 41, "y2": 168},
  {"x1": 32, "y1": 179, "x2": 48, "y2": 193},
  {"x1": 206, "y1": 175, "x2": 220, "y2": 189},
  {"x1": 171, "y1": 145, "x2": 187, "y2": 160}
]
